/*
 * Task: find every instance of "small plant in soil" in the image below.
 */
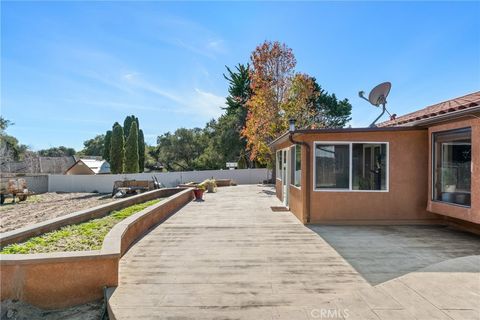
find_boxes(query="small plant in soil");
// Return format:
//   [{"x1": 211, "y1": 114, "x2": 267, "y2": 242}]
[{"x1": 0, "y1": 199, "x2": 161, "y2": 254}]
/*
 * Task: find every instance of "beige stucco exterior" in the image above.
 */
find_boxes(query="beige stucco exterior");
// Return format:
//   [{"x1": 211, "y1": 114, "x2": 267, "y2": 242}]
[{"x1": 275, "y1": 129, "x2": 441, "y2": 224}]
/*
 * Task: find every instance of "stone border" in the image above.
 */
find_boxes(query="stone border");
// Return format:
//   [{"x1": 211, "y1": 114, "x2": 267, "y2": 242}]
[{"x1": 0, "y1": 188, "x2": 194, "y2": 309}]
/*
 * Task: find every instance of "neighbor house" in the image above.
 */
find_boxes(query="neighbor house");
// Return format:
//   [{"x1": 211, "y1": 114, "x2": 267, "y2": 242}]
[
  {"x1": 65, "y1": 158, "x2": 111, "y2": 175},
  {"x1": 270, "y1": 91, "x2": 479, "y2": 232}
]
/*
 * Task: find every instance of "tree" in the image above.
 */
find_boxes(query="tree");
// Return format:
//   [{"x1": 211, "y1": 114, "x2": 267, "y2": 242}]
[
  {"x1": 81, "y1": 134, "x2": 105, "y2": 156},
  {"x1": 0, "y1": 116, "x2": 29, "y2": 163},
  {"x1": 242, "y1": 41, "x2": 296, "y2": 165},
  {"x1": 110, "y1": 122, "x2": 125, "y2": 174},
  {"x1": 103, "y1": 130, "x2": 112, "y2": 162},
  {"x1": 123, "y1": 115, "x2": 139, "y2": 140},
  {"x1": 38, "y1": 146, "x2": 76, "y2": 157},
  {"x1": 210, "y1": 64, "x2": 252, "y2": 166},
  {"x1": 283, "y1": 75, "x2": 352, "y2": 129},
  {"x1": 312, "y1": 79, "x2": 352, "y2": 128},
  {"x1": 156, "y1": 128, "x2": 205, "y2": 171},
  {"x1": 138, "y1": 129, "x2": 145, "y2": 172},
  {"x1": 124, "y1": 121, "x2": 139, "y2": 173}
]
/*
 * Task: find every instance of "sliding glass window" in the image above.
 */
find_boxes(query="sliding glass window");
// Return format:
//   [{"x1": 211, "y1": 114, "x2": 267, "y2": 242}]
[
  {"x1": 433, "y1": 128, "x2": 471, "y2": 206},
  {"x1": 315, "y1": 144, "x2": 350, "y2": 189},
  {"x1": 352, "y1": 143, "x2": 388, "y2": 190},
  {"x1": 314, "y1": 142, "x2": 388, "y2": 191},
  {"x1": 290, "y1": 145, "x2": 301, "y2": 187}
]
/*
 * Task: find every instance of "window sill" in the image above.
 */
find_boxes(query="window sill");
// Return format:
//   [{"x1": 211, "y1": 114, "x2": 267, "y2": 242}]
[{"x1": 431, "y1": 200, "x2": 471, "y2": 209}]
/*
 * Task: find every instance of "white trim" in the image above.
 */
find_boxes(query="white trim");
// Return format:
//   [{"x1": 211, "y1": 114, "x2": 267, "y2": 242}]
[{"x1": 312, "y1": 141, "x2": 390, "y2": 193}]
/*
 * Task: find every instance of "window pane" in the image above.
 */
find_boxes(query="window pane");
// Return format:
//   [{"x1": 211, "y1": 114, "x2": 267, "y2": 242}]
[
  {"x1": 295, "y1": 145, "x2": 301, "y2": 187},
  {"x1": 277, "y1": 151, "x2": 282, "y2": 180},
  {"x1": 315, "y1": 144, "x2": 349, "y2": 189},
  {"x1": 433, "y1": 128, "x2": 471, "y2": 206},
  {"x1": 290, "y1": 145, "x2": 301, "y2": 187},
  {"x1": 352, "y1": 143, "x2": 387, "y2": 190}
]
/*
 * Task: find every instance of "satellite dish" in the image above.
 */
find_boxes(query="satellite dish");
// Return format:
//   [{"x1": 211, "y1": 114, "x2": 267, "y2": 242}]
[
  {"x1": 358, "y1": 82, "x2": 392, "y2": 127},
  {"x1": 368, "y1": 82, "x2": 391, "y2": 107}
]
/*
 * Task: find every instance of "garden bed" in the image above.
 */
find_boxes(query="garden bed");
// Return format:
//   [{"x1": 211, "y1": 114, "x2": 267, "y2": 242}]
[
  {"x1": 1, "y1": 199, "x2": 162, "y2": 254},
  {"x1": 0, "y1": 192, "x2": 116, "y2": 233}
]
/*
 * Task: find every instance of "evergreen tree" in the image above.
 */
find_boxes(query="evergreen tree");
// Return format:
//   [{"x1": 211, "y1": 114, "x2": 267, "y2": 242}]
[
  {"x1": 123, "y1": 116, "x2": 133, "y2": 139},
  {"x1": 110, "y1": 122, "x2": 125, "y2": 174},
  {"x1": 124, "y1": 121, "x2": 139, "y2": 173},
  {"x1": 103, "y1": 130, "x2": 112, "y2": 162},
  {"x1": 123, "y1": 115, "x2": 139, "y2": 140},
  {"x1": 138, "y1": 129, "x2": 145, "y2": 172}
]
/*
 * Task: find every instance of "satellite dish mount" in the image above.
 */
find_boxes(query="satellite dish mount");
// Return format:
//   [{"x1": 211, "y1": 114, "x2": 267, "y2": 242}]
[{"x1": 358, "y1": 82, "x2": 392, "y2": 127}]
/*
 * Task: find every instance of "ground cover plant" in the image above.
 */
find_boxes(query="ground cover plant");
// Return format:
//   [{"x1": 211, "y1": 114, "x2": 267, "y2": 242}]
[{"x1": 0, "y1": 199, "x2": 161, "y2": 254}]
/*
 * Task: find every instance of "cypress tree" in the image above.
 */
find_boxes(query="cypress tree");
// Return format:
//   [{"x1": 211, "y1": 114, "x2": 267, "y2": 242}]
[
  {"x1": 103, "y1": 130, "x2": 112, "y2": 162},
  {"x1": 110, "y1": 123, "x2": 125, "y2": 174},
  {"x1": 123, "y1": 116, "x2": 133, "y2": 139},
  {"x1": 138, "y1": 129, "x2": 145, "y2": 173},
  {"x1": 124, "y1": 121, "x2": 139, "y2": 173}
]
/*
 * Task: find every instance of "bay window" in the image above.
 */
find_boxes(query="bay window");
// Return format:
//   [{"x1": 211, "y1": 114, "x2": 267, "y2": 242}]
[{"x1": 433, "y1": 128, "x2": 471, "y2": 206}]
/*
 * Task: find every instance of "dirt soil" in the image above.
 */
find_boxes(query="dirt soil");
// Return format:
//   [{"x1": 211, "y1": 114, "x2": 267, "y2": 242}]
[
  {"x1": 1, "y1": 299, "x2": 103, "y2": 320},
  {"x1": 0, "y1": 192, "x2": 117, "y2": 233}
]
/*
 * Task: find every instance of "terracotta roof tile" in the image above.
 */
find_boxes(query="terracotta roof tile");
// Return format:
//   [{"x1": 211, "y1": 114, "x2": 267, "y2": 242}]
[{"x1": 378, "y1": 91, "x2": 480, "y2": 127}]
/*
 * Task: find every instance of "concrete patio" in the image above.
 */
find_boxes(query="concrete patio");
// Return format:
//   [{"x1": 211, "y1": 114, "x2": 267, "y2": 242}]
[{"x1": 108, "y1": 185, "x2": 480, "y2": 320}]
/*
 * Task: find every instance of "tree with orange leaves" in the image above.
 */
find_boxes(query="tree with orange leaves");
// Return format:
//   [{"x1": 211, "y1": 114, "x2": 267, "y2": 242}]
[
  {"x1": 242, "y1": 41, "x2": 352, "y2": 166},
  {"x1": 242, "y1": 41, "x2": 296, "y2": 165}
]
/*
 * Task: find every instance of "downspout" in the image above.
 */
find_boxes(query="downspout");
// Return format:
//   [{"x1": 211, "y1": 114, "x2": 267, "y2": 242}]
[{"x1": 288, "y1": 131, "x2": 311, "y2": 224}]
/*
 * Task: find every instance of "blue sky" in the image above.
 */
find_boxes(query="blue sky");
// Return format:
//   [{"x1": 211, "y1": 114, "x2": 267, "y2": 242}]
[{"x1": 2, "y1": 1, "x2": 479, "y2": 150}]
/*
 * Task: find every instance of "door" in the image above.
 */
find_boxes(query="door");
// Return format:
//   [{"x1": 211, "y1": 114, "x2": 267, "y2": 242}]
[{"x1": 282, "y1": 148, "x2": 289, "y2": 207}]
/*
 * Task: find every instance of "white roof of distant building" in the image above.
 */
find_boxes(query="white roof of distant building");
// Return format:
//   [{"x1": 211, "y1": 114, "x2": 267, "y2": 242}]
[{"x1": 65, "y1": 159, "x2": 111, "y2": 174}]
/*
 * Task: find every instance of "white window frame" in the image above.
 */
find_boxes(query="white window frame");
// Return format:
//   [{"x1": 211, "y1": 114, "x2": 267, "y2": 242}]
[
  {"x1": 313, "y1": 141, "x2": 389, "y2": 192},
  {"x1": 290, "y1": 145, "x2": 301, "y2": 190},
  {"x1": 276, "y1": 149, "x2": 286, "y2": 181}
]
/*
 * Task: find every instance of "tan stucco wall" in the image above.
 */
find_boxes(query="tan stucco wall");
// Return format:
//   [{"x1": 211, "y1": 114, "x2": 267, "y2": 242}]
[
  {"x1": 288, "y1": 185, "x2": 303, "y2": 222},
  {"x1": 275, "y1": 178, "x2": 282, "y2": 202},
  {"x1": 0, "y1": 189, "x2": 194, "y2": 309},
  {"x1": 427, "y1": 116, "x2": 480, "y2": 224},
  {"x1": 274, "y1": 130, "x2": 440, "y2": 224}
]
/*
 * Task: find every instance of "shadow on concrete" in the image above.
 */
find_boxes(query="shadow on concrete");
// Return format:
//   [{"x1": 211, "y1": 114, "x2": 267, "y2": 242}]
[{"x1": 308, "y1": 225, "x2": 480, "y2": 285}]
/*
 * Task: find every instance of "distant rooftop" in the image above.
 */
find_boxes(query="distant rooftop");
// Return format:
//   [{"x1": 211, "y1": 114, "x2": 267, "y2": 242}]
[{"x1": 378, "y1": 91, "x2": 480, "y2": 127}]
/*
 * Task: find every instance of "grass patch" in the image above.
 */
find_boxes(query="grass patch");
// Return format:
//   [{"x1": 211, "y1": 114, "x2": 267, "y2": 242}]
[{"x1": 1, "y1": 199, "x2": 162, "y2": 254}]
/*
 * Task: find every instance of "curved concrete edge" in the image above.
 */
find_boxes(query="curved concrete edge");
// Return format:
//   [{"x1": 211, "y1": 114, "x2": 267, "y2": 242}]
[
  {"x1": 101, "y1": 188, "x2": 195, "y2": 256},
  {"x1": 0, "y1": 188, "x2": 194, "y2": 309},
  {"x1": 0, "y1": 187, "x2": 185, "y2": 246}
]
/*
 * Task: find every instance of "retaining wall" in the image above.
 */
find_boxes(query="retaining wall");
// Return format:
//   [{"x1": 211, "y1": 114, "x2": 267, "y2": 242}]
[{"x1": 0, "y1": 188, "x2": 194, "y2": 309}]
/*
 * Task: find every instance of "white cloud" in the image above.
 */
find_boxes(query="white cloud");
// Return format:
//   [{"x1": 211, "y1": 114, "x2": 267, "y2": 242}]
[
  {"x1": 193, "y1": 88, "x2": 225, "y2": 118},
  {"x1": 120, "y1": 73, "x2": 225, "y2": 118}
]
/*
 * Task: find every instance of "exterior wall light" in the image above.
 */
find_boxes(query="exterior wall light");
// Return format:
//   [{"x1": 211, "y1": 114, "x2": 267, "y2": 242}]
[{"x1": 289, "y1": 118, "x2": 296, "y2": 132}]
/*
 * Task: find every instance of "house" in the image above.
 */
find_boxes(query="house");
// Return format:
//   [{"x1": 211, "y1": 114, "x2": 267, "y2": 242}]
[
  {"x1": 1, "y1": 156, "x2": 77, "y2": 174},
  {"x1": 65, "y1": 158, "x2": 111, "y2": 175},
  {"x1": 270, "y1": 91, "x2": 479, "y2": 232}
]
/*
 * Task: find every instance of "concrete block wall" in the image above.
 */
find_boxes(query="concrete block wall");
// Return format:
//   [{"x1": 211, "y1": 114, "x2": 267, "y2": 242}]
[{"x1": 48, "y1": 169, "x2": 271, "y2": 193}]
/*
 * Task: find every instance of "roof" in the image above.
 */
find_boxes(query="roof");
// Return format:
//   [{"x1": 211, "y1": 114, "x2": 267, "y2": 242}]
[
  {"x1": 1, "y1": 156, "x2": 77, "y2": 174},
  {"x1": 269, "y1": 126, "x2": 424, "y2": 148},
  {"x1": 378, "y1": 91, "x2": 480, "y2": 127},
  {"x1": 65, "y1": 159, "x2": 111, "y2": 174}
]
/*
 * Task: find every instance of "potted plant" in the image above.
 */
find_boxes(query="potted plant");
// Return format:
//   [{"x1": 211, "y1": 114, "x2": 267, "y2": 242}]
[{"x1": 193, "y1": 185, "x2": 205, "y2": 201}]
